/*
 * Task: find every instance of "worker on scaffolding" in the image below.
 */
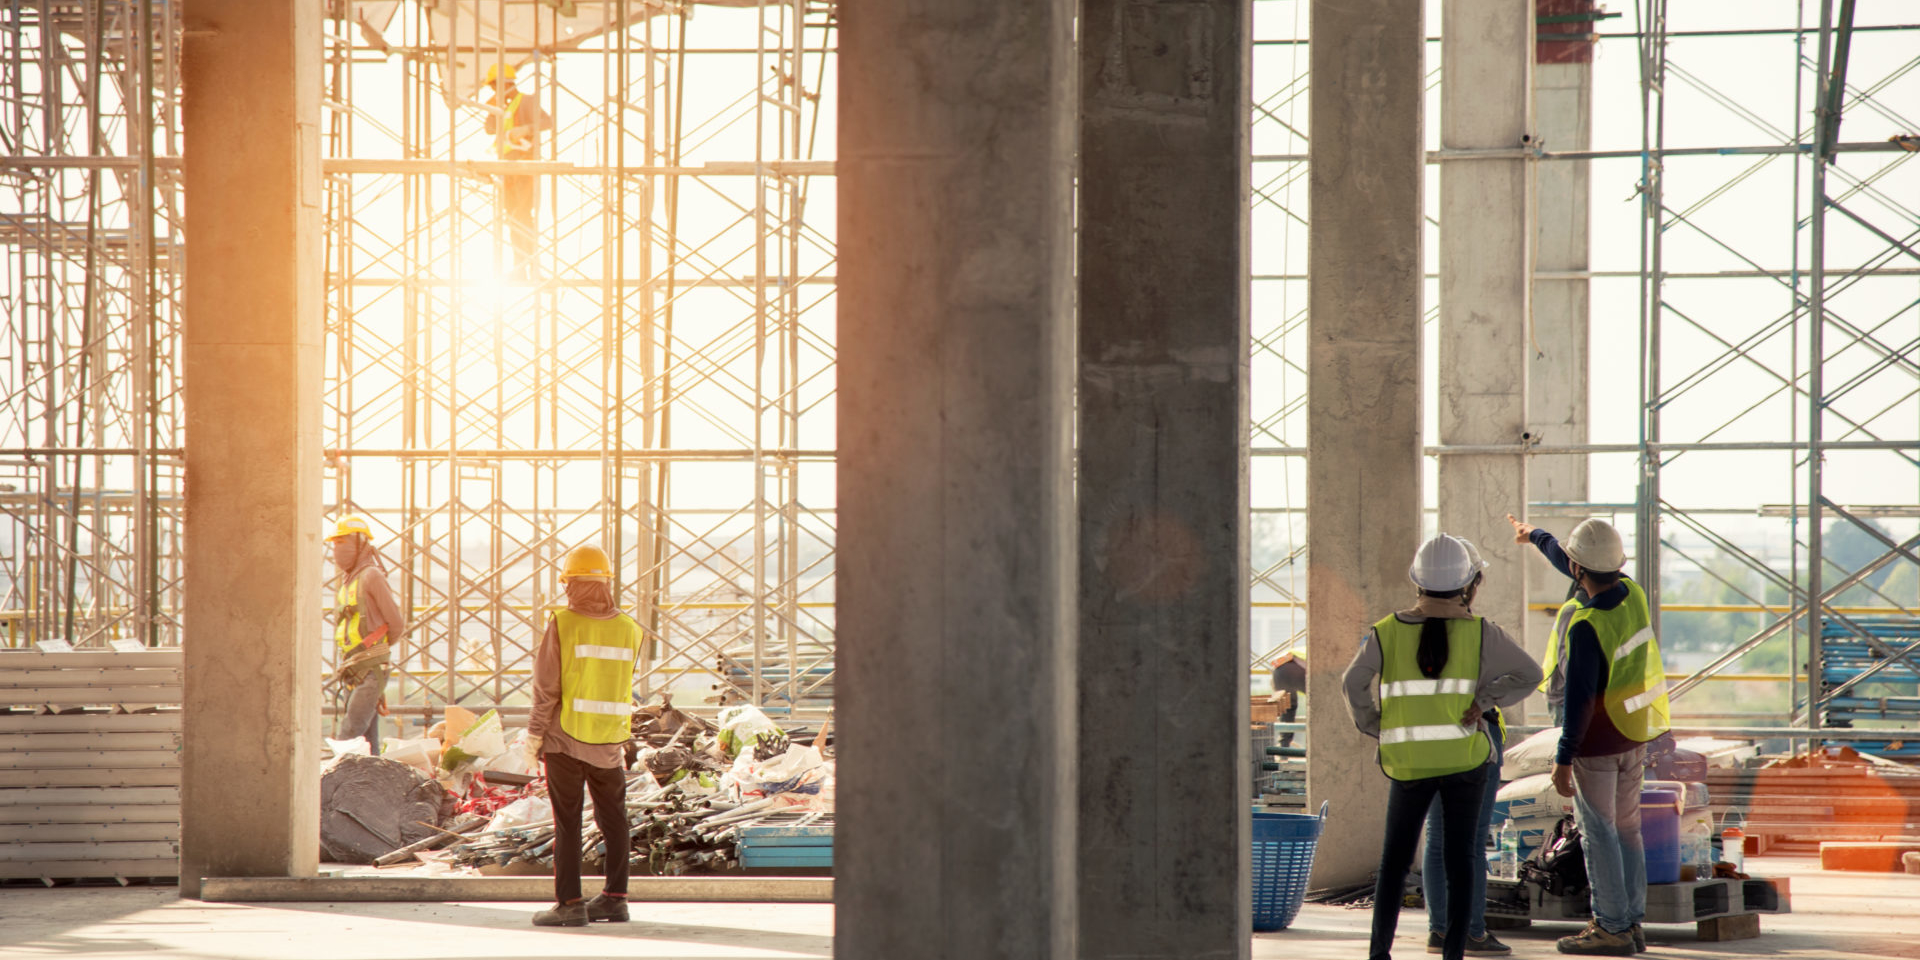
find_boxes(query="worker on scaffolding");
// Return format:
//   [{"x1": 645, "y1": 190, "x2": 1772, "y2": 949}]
[
  {"x1": 328, "y1": 516, "x2": 405, "y2": 754},
  {"x1": 482, "y1": 61, "x2": 551, "y2": 280},
  {"x1": 526, "y1": 545, "x2": 641, "y2": 927},
  {"x1": 1508, "y1": 514, "x2": 1671, "y2": 956}
]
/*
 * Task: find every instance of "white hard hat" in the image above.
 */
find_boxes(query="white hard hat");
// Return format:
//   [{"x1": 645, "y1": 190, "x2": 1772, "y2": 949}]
[
  {"x1": 1456, "y1": 537, "x2": 1491, "y2": 575},
  {"x1": 1565, "y1": 518, "x2": 1625, "y2": 574},
  {"x1": 1410, "y1": 534, "x2": 1478, "y2": 592}
]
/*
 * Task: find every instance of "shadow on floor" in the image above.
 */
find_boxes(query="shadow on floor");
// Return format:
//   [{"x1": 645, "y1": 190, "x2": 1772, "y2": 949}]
[{"x1": 263, "y1": 900, "x2": 834, "y2": 957}]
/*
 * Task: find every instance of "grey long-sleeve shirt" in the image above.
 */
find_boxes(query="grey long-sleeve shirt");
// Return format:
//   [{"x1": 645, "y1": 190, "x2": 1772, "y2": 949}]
[{"x1": 1341, "y1": 595, "x2": 1544, "y2": 763}]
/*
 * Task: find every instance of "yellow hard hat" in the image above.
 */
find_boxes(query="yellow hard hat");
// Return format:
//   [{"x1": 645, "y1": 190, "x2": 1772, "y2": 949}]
[
  {"x1": 559, "y1": 545, "x2": 613, "y2": 582},
  {"x1": 325, "y1": 515, "x2": 373, "y2": 543},
  {"x1": 483, "y1": 61, "x2": 517, "y2": 84}
]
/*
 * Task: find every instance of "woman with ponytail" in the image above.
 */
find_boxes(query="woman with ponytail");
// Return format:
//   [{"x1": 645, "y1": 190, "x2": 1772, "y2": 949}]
[{"x1": 1343, "y1": 534, "x2": 1542, "y2": 960}]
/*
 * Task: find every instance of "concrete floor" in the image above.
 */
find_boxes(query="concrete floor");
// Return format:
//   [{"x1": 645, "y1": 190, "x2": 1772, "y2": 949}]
[{"x1": 2, "y1": 857, "x2": 1916, "y2": 960}]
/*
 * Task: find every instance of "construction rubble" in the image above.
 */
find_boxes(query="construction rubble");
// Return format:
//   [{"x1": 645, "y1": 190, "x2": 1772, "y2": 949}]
[{"x1": 318, "y1": 697, "x2": 834, "y2": 876}]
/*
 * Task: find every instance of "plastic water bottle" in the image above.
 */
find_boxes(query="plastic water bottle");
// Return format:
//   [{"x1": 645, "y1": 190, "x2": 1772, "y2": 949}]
[
  {"x1": 1721, "y1": 823, "x2": 1746, "y2": 873},
  {"x1": 1501, "y1": 823, "x2": 1522, "y2": 879}
]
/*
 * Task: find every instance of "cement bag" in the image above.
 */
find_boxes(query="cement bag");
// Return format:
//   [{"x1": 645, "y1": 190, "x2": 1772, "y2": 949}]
[
  {"x1": 482, "y1": 727, "x2": 537, "y2": 778},
  {"x1": 1497, "y1": 772, "x2": 1575, "y2": 821},
  {"x1": 716, "y1": 704, "x2": 789, "y2": 761},
  {"x1": 1502, "y1": 727, "x2": 1563, "y2": 780},
  {"x1": 381, "y1": 736, "x2": 441, "y2": 776},
  {"x1": 325, "y1": 737, "x2": 372, "y2": 759},
  {"x1": 319, "y1": 754, "x2": 448, "y2": 864},
  {"x1": 441, "y1": 709, "x2": 506, "y2": 771}
]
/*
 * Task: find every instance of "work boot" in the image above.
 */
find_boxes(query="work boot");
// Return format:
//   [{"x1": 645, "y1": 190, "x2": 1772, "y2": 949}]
[
  {"x1": 532, "y1": 900, "x2": 589, "y2": 927},
  {"x1": 1630, "y1": 924, "x2": 1646, "y2": 953},
  {"x1": 1466, "y1": 932, "x2": 1514, "y2": 955},
  {"x1": 1556, "y1": 921, "x2": 1635, "y2": 956},
  {"x1": 1427, "y1": 930, "x2": 1445, "y2": 954},
  {"x1": 586, "y1": 893, "x2": 630, "y2": 922}
]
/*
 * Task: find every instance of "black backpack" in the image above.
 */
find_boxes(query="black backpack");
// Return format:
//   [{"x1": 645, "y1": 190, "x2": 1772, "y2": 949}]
[{"x1": 1520, "y1": 814, "x2": 1588, "y2": 897}]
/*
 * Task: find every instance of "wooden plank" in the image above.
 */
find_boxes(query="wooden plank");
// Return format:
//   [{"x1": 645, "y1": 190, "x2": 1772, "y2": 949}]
[
  {"x1": 0, "y1": 712, "x2": 180, "y2": 734},
  {"x1": 0, "y1": 786, "x2": 179, "y2": 805},
  {"x1": 0, "y1": 651, "x2": 182, "y2": 669},
  {"x1": 0, "y1": 750, "x2": 180, "y2": 770},
  {"x1": 0, "y1": 767, "x2": 179, "y2": 788},
  {"x1": 0, "y1": 840, "x2": 180, "y2": 861},
  {"x1": 0, "y1": 731, "x2": 181, "y2": 751},
  {"x1": 0, "y1": 822, "x2": 179, "y2": 843},
  {"x1": 1696, "y1": 914, "x2": 1761, "y2": 941},
  {"x1": 0, "y1": 686, "x2": 182, "y2": 706},
  {"x1": 0, "y1": 804, "x2": 180, "y2": 823},
  {"x1": 0, "y1": 857, "x2": 178, "y2": 880},
  {"x1": 0, "y1": 668, "x2": 183, "y2": 687}
]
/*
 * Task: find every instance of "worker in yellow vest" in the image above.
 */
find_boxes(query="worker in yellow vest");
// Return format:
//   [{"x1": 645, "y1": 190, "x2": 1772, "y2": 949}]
[
  {"x1": 1508, "y1": 514, "x2": 1670, "y2": 956},
  {"x1": 1344, "y1": 535, "x2": 1542, "y2": 960},
  {"x1": 527, "y1": 545, "x2": 641, "y2": 927},
  {"x1": 327, "y1": 516, "x2": 405, "y2": 753},
  {"x1": 482, "y1": 61, "x2": 551, "y2": 279}
]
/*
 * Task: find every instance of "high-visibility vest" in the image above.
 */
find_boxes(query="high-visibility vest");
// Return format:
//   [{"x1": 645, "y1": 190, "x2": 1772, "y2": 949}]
[
  {"x1": 1539, "y1": 597, "x2": 1581, "y2": 694},
  {"x1": 334, "y1": 576, "x2": 388, "y2": 657},
  {"x1": 555, "y1": 609, "x2": 643, "y2": 744},
  {"x1": 1566, "y1": 578, "x2": 1670, "y2": 742},
  {"x1": 1374, "y1": 615, "x2": 1491, "y2": 781},
  {"x1": 496, "y1": 92, "x2": 526, "y2": 158}
]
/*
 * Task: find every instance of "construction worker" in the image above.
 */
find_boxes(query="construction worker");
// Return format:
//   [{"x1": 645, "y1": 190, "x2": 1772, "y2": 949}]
[
  {"x1": 1419, "y1": 537, "x2": 1521, "y2": 956},
  {"x1": 328, "y1": 516, "x2": 405, "y2": 754},
  {"x1": 482, "y1": 61, "x2": 551, "y2": 279},
  {"x1": 1508, "y1": 514, "x2": 1671, "y2": 956},
  {"x1": 527, "y1": 545, "x2": 640, "y2": 927},
  {"x1": 1344, "y1": 535, "x2": 1542, "y2": 960}
]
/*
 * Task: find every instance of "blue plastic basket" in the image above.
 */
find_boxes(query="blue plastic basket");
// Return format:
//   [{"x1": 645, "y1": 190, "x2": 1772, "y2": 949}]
[{"x1": 1251, "y1": 801, "x2": 1328, "y2": 932}]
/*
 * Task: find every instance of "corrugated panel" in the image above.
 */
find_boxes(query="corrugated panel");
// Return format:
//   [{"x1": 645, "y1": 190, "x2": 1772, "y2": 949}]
[{"x1": 0, "y1": 651, "x2": 182, "y2": 879}]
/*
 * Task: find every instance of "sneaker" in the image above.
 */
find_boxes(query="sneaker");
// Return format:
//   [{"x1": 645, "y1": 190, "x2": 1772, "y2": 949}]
[
  {"x1": 1557, "y1": 921, "x2": 1635, "y2": 956},
  {"x1": 1466, "y1": 933, "x2": 1514, "y2": 955},
  {"x1": 586, "y1": 893, "x2": 630, "y2": 923},
  {"x1": 532, "y1": 900, "x2": 589, "y2": 927},
  {"x1": 1630, "y1": 924, "x2": 1646, "y2": 953},
  {"x1": 1427, "y1": 930, "x2": 1445, "y2": 954}
]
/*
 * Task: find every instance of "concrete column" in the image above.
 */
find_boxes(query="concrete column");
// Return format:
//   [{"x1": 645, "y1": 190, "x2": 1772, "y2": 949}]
[
  {"x1": 1078, "y1": 2, "x2": 1249, "y2": 957},
  {"x1": 1305, "y1": 0, "x2": 1427, "y2": 886},
  {"x1": 835, "y1": 2, "x2": 1077, "y2": 958},
  {"x1": 178, "y1": 0, "x2": 324, "y2": 897},
  {"x1": 1527, "y1": 7, "x2": 1595, "y2": 672},
  {"x1": 1438, "y1": 0, "x2": 1533, "y2": 719}
]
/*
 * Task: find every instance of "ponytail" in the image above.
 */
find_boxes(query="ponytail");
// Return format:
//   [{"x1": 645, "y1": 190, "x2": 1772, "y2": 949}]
[{"x1": 1416, "y1": 616, "x2": 1450, "y2": 678}]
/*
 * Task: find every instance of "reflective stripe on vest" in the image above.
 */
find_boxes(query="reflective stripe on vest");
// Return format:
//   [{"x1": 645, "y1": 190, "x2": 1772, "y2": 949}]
[
  {"x1": 555, "y1": 608, "x2": 643, "y2": 744},
  {"x1": 1374, "y1": 614, "x2": 1491, "y2": 782},
  {"x1": 1567, "y1": 578, "x2": 1671, "y2": 742}
]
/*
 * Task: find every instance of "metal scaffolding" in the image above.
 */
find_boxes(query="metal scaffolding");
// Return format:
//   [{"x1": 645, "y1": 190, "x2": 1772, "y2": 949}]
[
  {"x1": 317, "y1": 0, "x2": 838, "y2": 722},
  {"x1": 0, "y1": 0, "x2": 181, "y2": 651},
  {"x1": 4, "y1": 1, "x2": 1914, "y2": 744},
  {"x1": 1248, "y1": 1, "x2": 1920, "y2": 739}
]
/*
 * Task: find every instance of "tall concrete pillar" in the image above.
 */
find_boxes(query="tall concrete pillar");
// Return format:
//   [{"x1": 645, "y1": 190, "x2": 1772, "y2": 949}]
[
  {"x1": 835, "y1": 2, "x2": 1078, "y2": 957},
  {"x1": 1438, "y1": 0, "x2": 1533, "y2": 719},
  {"x1": 1306, "y1": 0, "x2": 1427, "y2": 886},
  {"x1": 1078, "y1": 2, "x2": 1249, "y2": 956},
  {"x1": 1528, "y1": 4, "x2": 1595, "y2": 671},
  {"x1": 178, "y1": 0, "x2": 324, "y2": 897}
]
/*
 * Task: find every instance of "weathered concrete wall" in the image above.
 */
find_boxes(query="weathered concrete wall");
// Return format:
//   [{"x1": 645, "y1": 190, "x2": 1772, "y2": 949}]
[
  {"x1": 1305, "y1": 0, "x2": 1427, "y2": 887},
  {"x1": 1527, "y1": 54, "x2": 1594, "y2": 672},
  {"x1": 1078, "y1": 1, "x2": 1250, "y2": 956},
  {"x1": 834, "y1": 0, "x2": 1079, "y2": 957},
  {"x1": 178, "y1": 0, "x2": 324, "y2": 896},
  {"x1": 1439, "y1": 0, "x2": 1533, "y2": 717}
]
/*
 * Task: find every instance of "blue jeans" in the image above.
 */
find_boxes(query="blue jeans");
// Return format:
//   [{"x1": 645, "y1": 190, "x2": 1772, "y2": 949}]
[
  {"x1": 1571, "y1": 744, "x2": 1648, "y2": 934},
  {"x1": 1423, "y1": 723, "x2": 1503, "y2": 938}
]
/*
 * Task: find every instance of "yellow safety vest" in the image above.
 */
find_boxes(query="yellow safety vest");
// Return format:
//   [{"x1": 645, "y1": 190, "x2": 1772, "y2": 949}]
[
  {"x1": 555, "y1": 609, "x2": 643, "y2": 744},
  {"x1": 1539, "y1": 597, "x2": 1581, "y2": 693},
  {"x1": 1566, "y1": 578, "x2": 1670, "y2": 742},
  {"x1": 1374, "y1": 615, "x2": 1491, "y2": 781},
  {"x1": 334, "y1": 576, "x2": 387, "y2": 657},
  {"x1": 496, "y1": 91, "x2": 525, "y2": 158}
]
